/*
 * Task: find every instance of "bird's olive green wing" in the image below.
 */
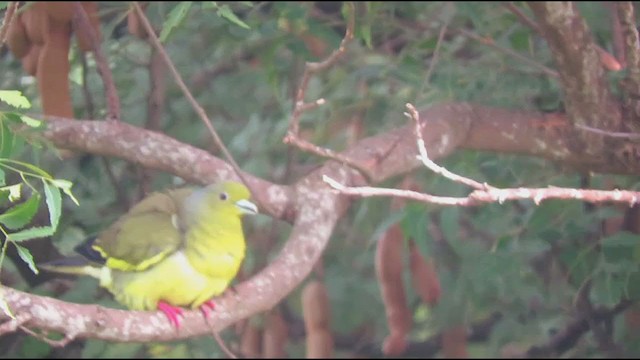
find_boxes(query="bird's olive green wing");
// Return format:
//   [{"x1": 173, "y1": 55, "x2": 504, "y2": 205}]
[{"x1": 91, "y1": 188, "x2": 194, "y2": 272}]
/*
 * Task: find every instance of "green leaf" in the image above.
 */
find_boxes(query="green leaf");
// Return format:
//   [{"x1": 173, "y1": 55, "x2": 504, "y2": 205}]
[
  {"x1": 440, "y1": 207, "x2": 460, "y2": 243},
  {"x1": 7, "y1": 226, "x2": 54, "y2": 242},
  {"x1": 51, "y1": 179, "x2": 79, "y2": 206},
  {"x1": 217, "y1": 4, "x2": 251, "y2": 30},
  {"x1": 0, "y1": 194, "x2": 40, "y2": 230},
  {"x1": 18, "y1": 115, "x2": 43, "y2": 128},
  {"x1": 0, "y1": 3, "x2": 8, "y2": 11},
  {"x1": 201, "y1": 1, "x2": 217, "y2": 10},
  {"x1": 371, "y1": 208, "x2": 405, "y2": 242},
  {"x1": 0, "y1": 119, "x2": 15, "y2": 158},
  {"x1": 19, "y1": 336, "x2": 51, "y2": 357},
  {"x1": 590, "y1": 270, "x2": 624, "y2": 307},
  {"x1": 0, "y1": 183, "x2": 22, "y2": 202},
  {"x1": 43, "y1": 180, "x2": 61, "y2": 230},
  {"x1": 601, "y1": 231, "x2": 640, "y2": 247},
  {"x1": 159, "y1": 2, "x2": 193, "y2": 42},
  {"x1": 0, "y1": 290, "x2": 15, "y2": 319},
  {"x1": 13, "y1": 243, "x2": 39, "y2": 274},
  {"x1": 0, "y1": 90, "x2": 31, "y2": 109},
  {"x1": 360, "y1": 23, "x2": 372, "y2": 49},
  {"x1": 400, "y1": 203, "x2": 430, "y2": 256},
  {"x1": 0, "y1": 159, "x2": 52, "y2": 178}
]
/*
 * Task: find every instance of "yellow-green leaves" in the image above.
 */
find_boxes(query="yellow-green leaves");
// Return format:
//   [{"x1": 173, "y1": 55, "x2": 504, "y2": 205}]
[
  {"x1": 159, "y1": 2, "x2": 252, "y2": 43},
  {"x1": 209, "y1": 2, "x2": 251, "y2": 30},
  {"x1": 0, "y1": 193, "x2": 40, "y2": 230},
  {"x1": 0, "y1": 90, "x2": 78, "y2": 282},
  {"x1": 0, "y1": 90, "x2": 31, "y2": 109},
  {"x1": 159, "y1": 2, "x2": 193, "y2": 42}
]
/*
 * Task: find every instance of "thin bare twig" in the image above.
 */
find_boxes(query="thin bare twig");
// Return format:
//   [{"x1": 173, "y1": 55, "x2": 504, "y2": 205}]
[
  {"x1": 18, "y1": 326, "x2": 76, "y2": 347},
  {"x1": 323, "y1": 175, "x2": 640, "y2": 207},
  {"x1": 212, "y1": 329, "x2": 237, "y2": 359},
  {"x1": 131, "y1": 2, "x2": 269, "y2": 212},
  {"x1": 138, "y1": 49, "x2": 166, "y2": 198},
  {"x1": 406, "y1": 103, "x2": 491, "y2": 190},
  {"x1": 205, "y1": 315, "x2": 238, "y2": 359},
  {"x1": 79, "y1": 50, "x2": 130, "y2": 209},
  {"x1": 504, "y1": 2, "x2": 622, "y2": 71},
  {"x1": 0, "y1": 314, "x2": 30, "y2": 336},
  {"x1": 287, "y1": 2, "x2": 355, "y2": 135},
  {"x1": 73, "y1": 2, "x2": 121, "y2": 121},
  {"x1": 456, "y1": 28, "x2": 559, "y2": 78},
  {"x1": 0, "y1": 2, "x2": 18, "y2": 47},
  {"x1": 283, "y1": 3, "x2": 372, "y2": 178},
  {"x1": 503, "y1": 2, "x2": 540, "y2": 33},
  {"x1": 417, "y1": 22, "x2": 448, "y2": 99},
  {"x1": 1, "y1": 314, "x2": 77, "y2": 348},
  {"x1": 576, "y1": 123, "x2": 640, "y2": 139}
]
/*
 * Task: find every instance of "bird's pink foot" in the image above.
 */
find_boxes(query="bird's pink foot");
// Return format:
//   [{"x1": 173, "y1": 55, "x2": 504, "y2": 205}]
[
  {"x1": 199, "y1": 299, "x2": 216, "y2": 319},
  {"x1": 158, "y1": 301, "x2": 184, "y2": 329}
]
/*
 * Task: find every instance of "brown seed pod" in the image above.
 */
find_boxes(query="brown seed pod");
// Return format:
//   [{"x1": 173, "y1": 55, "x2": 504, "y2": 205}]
[
  {"x1": 376, "y1": 224, "x2": 411, "y2": 356},
  {"x1": 43, "y1": 2, "x2": 74, "y2": 23},
  {"x1": 441, "y1": 325, "x2": 468, "y2": 358},
  {"x1": 75, "y1": 2, "x2": 102, "y2": 52},
  {"x1": 302, "y1": 280, "x2": 334, "y2": 358},
  {"x1": 409, "y1": 240, "x2": 441, "y2": 306},
  {"x1": 383, "y1": 332, "x2": 408, "y2": 357},
  {"x1": 22, "y1": 3, "x2": 49, "y2": 45},
  {"x1": 21, "y1": 44, "x2": 41, "y2": 76},
  {"x1": 37, "y1": 19, "x2": 73, "y2": 118},
  {"x1": 262, "y1": 310, "x2": 288, "y2": 358},
  {"x1": 6, "y1": 13, "x2": 31, "y2": 58},
  {"x1": 306, "y1": 331, "x2": 334, "y2": 359},
  {"x1": 302, "y1": 280, "x2": 330, "y2": 332},
  {"x1": 240, "y1": 320, "x2": 263, "y2": 358},
  {"x1": 596, "y1": 47, "x2": 622, "y2": 72}
]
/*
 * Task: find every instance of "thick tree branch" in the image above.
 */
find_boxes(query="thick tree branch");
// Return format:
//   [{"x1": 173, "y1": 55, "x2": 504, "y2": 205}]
[
  {"x1": 528, "y1": 2, "x2": 621, "y2": 155},
  {"x1": 6, "y1": 98, "x2": 639, "y2": 342},
  {"x1": 524, "y1": 300, "x2": 632, "y2": 357},
  {"x1": 0, "y1": 162, "x2": 352, "y2": 342},
  {"x1": 41, "y1": 116, "x2": 292, "y2": 221}
]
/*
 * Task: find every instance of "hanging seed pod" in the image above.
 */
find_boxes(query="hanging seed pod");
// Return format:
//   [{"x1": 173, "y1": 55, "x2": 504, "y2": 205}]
[
  {"x1": 21, "y1": 44, "x2": 41, "y2": 76},
  {"x1": 376, "y1": 224, "x2": 411, "y2": 356},
  {"x1": 37, "y1": 19, "x2": 73, "y2": 118},
  {"x1": 240, "y1": 319, "x2": 263, "y2": 358},
  {"x1": 6, "y1": 14, "x2": 31, "y2": 58},
  {"x1": 302, "y1": 280, "x2": 334, "y2": 358},
  {"x1": 22, "y1": 3, "x2": 49, "y2": 45},
  {"x1": 442, "y1": 325, "x2": 468, "y2": 358},
  {"x1": 43, "y1": 2, "x2": 74, "y2": 23},
  {"x1": 263, "y1": 310, "x2": 289, "y2": 358},
  {"x1": 409, "y1": 240, "x2": 441, "y2": 306},
  {"x1": 75, "y1": 2, "x2": 102, "y2": 52}
]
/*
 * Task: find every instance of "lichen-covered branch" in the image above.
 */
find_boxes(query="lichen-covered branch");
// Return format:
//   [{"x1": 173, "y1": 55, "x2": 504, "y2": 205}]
[
  {"x1": 528, "y1": 2, "x2": 621, "y2": 154},
  {"x1": 0, "y1": 162, "x2": 351, "y2": 343},
  {"x1": 6, "y1": 97, "x2": 639, "y2": 342}
]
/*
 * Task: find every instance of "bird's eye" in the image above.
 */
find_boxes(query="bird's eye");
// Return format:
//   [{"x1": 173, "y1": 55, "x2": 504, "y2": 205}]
[{"x1": 219, "y1": 192, "x2": 228, "y2": 201}]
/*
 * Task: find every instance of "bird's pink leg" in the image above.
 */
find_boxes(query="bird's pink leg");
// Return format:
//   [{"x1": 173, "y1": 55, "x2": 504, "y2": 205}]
[
  {"x1": 199, "y1": 299, "x2": 216, "y2": 319},
  {"x1": 158, "y1": 301, "x2": 184, "y2": 329}
]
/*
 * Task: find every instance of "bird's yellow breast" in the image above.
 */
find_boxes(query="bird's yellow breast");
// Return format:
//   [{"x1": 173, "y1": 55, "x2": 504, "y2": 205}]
[{"x1": 106, "y1": 251, "x2": 235, "y2": 311}]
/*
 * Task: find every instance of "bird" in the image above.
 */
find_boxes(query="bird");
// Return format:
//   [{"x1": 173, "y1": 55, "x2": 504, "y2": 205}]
[{"x1": 40, "y1": 180, "x2": 258, "y2": 329}]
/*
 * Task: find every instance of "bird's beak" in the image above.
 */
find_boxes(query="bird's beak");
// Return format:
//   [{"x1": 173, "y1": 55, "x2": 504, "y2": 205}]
[{"x1": 236, "y1": 199, "x2": 258, "y2": 215}]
